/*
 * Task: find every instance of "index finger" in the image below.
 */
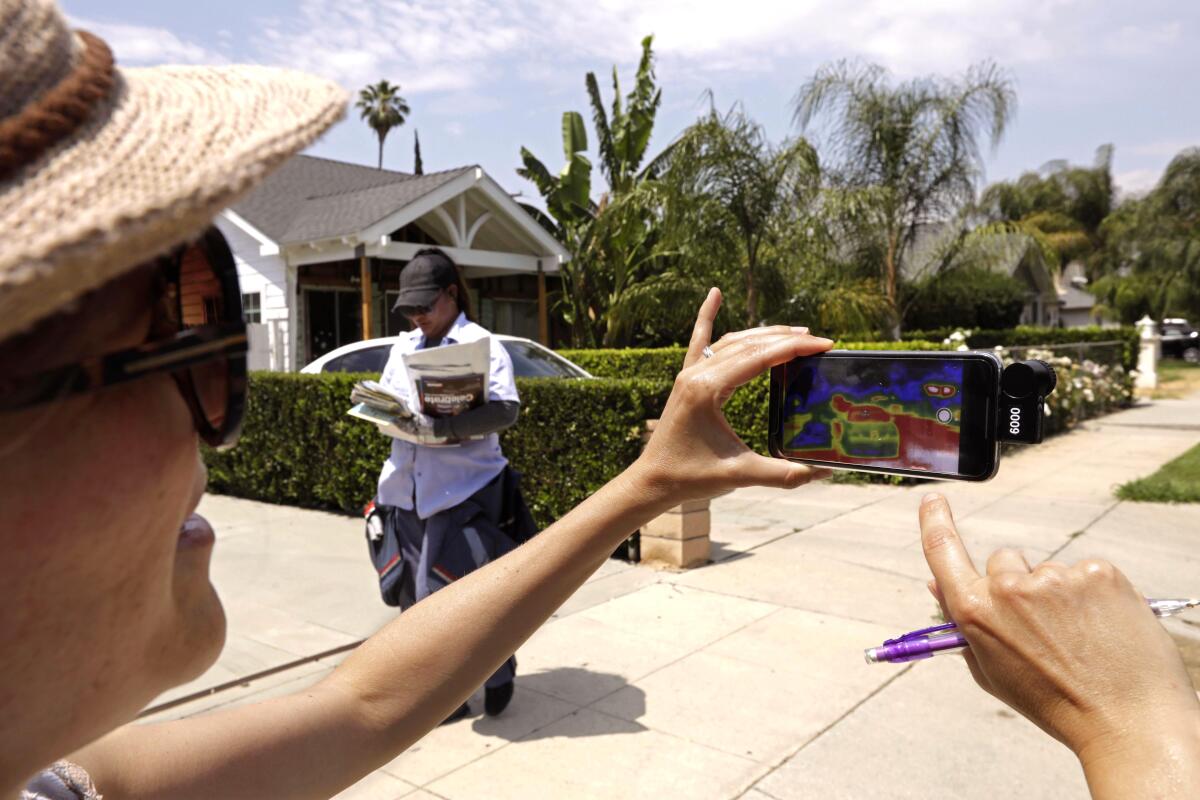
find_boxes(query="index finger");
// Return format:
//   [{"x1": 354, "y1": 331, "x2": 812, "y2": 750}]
[
  {"x1": 708, "y1": 330, "x2": 833, "y2": 389},
  {"x1": 683, "y1": 288, "x2": 722, "y2": 369},
  {"x1": 919, "y1": 493, "x2": 980, "y2": 605}
]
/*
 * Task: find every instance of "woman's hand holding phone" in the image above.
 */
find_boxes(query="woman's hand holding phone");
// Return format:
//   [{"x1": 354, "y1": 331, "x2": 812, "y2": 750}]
[
  {"x1": 918, "y1": 494, "x2": 1200, "y2": 799},
  {"x1": 634, "y1": 288, "x2": 835, "y2": 503}
]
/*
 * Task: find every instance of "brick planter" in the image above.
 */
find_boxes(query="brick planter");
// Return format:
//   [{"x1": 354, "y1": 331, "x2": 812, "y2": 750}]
[{"x1": 639, "y1": 420, "x2": 711, "y2": 569}]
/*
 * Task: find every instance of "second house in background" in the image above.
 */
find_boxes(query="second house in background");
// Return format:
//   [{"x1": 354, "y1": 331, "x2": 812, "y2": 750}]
[{"x1": 215, "y1": 155, "x2": 570, "y2": 371}]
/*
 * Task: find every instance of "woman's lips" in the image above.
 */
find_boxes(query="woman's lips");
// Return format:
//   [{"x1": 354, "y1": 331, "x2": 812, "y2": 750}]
[{"x1": 178, "y1": 513, "x2": 216, "y2": 550}]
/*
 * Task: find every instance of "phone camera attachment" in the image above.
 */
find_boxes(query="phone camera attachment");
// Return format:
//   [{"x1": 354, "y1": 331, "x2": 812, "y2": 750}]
[{"x1": 998, "y1": 360, "x2": 1057, "y2": 445}]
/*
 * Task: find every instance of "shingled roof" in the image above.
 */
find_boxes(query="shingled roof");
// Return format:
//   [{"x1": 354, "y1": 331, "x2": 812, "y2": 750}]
[{"x1": 232, "y1": 155, "x2": 475, "y2": 245}]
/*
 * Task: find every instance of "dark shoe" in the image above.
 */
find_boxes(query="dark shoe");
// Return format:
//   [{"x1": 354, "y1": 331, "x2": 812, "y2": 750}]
[
  {"x1": 485, "y1": 681, "x2": 514, "y2": 716},
  {"x1": 440, "y1": 702, "x2": 470, "y2": 725}
]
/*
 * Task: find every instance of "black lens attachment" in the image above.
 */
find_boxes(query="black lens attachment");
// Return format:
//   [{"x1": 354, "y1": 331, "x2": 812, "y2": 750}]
[{"x1": 998, "y1": 360, "x2": 1057, "y2": 445}]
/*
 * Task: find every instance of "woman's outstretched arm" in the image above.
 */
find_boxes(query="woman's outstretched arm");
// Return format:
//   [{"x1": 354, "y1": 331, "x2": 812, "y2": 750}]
[{"x1": 72, "y1": 289, "x2": 832, "y2": 800}]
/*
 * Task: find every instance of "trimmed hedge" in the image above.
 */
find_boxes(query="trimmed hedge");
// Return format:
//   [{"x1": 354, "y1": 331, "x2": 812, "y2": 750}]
[
  {"x1": 905, "y1": 326, "x2": 1139, "y2": 370},
  {"x1": 204, "y1": 373, "x2": 671, "y2": 528},
  {"x1": 561, "y1": 340, "x2": 945, "y2": 384}
]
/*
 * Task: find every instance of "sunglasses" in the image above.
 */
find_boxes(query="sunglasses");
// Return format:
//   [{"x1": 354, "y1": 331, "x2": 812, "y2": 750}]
[
  {"x1": 396, "y1": 303, "x2": 432, "y2": 318},
  {"x1": 0, "y1": 227, "x2": 248, "y2": 450}
]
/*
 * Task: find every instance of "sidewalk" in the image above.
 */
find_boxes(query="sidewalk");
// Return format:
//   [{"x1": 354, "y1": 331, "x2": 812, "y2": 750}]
[{"x1": 145, "y1": 395, "x2": 1200, "y2": 799}]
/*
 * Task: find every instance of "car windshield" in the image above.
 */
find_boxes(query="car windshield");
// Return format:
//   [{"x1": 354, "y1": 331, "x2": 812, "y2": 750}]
[
  {"x1": 502, "y1": 340, "x2": 588, "y2": 378},
  {"x1": 321, "y1": 345, "x2": 392, "y2": 374}
]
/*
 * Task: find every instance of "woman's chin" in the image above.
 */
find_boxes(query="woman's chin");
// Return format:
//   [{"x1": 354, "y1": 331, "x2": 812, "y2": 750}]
[{"x1": 145, "y1": 575, "x2": 227, "y2": 699}]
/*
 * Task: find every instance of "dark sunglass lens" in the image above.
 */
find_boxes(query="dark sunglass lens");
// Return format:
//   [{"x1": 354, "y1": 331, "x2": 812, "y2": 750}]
[
  {"x1": 188, "y1": 357, "x2": 229, "y2": 431},
  {"x1": 179, "y1": 242, "x2": 228, "y2": 328}
]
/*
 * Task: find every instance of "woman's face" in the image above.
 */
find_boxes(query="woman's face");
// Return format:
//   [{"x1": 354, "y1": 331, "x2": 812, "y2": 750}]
[{"x1": 0, "y1": 264, "x2": 225, "y2": 776}]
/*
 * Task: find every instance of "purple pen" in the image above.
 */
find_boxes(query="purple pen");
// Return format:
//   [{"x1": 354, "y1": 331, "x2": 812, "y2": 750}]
[
  {"x1": 866, "y1": 598, "x2": 1200, "y2": 664},
  {"x1": 864, "y1": 622, "x2": 968, "y2": 663}
]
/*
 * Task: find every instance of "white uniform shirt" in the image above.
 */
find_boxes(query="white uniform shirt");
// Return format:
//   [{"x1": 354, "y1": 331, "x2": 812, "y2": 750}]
[{"x1": 376, "y1": 313, "x2": 519, "y2": 518}]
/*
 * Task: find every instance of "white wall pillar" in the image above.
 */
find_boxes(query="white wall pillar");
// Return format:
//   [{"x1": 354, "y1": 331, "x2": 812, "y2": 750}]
[{"x1": 1136, "y1": 315, "x2": 1160, "y2": 390}]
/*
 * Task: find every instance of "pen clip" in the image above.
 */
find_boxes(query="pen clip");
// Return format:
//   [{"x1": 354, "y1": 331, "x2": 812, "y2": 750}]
[{"x1": 887, "y1": 621, "x2": 957, "y2": 645}]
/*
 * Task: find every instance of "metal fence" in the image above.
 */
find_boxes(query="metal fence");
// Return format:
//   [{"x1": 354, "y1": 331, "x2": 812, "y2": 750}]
[{"x1": 999, "y1": 340, "x2": 1128, "y2": 369}]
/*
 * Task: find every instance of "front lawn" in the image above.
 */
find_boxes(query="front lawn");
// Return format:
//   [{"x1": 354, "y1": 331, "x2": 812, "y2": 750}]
[
  {"x1": 1148, "y1": 360, "x2": 1200, "y2": 400},
  {"x1": 1117, "y1": 442, "x2": 1200, "y2": 503}
]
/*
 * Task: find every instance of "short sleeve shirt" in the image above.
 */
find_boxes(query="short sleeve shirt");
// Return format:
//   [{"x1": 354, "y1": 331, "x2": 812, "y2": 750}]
[{"x1": 376, "y1": 313, "x2": 519, "y2": 518}]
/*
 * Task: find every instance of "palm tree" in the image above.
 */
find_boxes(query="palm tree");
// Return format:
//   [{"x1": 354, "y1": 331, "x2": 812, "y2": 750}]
[
  {"x1": 658, "y1": 103, "x2": 821, "y2": 326},
  {"x1": 356, "y1": 81, "x2": 411, "y2": 169},
  {"x1": 793, "y1": 60, "x2": 1016, "y2": 327}
]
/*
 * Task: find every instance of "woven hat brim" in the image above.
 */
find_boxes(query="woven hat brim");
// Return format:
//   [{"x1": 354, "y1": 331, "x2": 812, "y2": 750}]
[{"x1": 0, "y1": 61, "x2": 347, "y2": 341}]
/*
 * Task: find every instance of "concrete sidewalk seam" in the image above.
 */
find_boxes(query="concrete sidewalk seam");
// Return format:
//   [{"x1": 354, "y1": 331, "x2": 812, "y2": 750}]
[
  {"x1": 1047, "y1": 502, "x2": 1122, "y2": 561},
  {"x1": 740, "y1": 663, "x2": 915, "y2": 797}
]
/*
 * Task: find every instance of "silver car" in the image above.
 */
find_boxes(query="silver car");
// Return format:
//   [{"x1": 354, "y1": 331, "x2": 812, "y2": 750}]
[{"x1": 299, "y1": 334, "x2": 593, "y2": 379}]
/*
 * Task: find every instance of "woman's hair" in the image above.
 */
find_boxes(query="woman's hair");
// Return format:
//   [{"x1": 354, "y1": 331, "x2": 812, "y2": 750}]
[{"x1": 413, "y1": 247, "x2": 472, "y2": 321}]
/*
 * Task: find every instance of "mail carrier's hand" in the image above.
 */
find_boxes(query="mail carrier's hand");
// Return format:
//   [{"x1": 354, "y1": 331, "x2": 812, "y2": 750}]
[
  {"x1": 919, "y1": 493, "x2": 1200, "y2": 799},
  {"x1": 634, "y1": 288, "x2": 833, "y2": 503}
]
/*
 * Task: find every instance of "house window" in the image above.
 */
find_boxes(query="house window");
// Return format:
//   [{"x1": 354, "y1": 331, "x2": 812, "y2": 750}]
[
  {"x1": 305, "y1": 288, "x2": 362, "y2": 360},
  {"x1": 481, "y1": 298, "x2": 539, "y2": 340},
  {"x1": 241, "y1": 292, "x2": 262, "y2": 324}
]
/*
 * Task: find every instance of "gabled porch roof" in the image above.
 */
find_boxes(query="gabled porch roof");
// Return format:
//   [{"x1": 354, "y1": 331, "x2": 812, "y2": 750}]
[{"x1": 224, "y1": 155, "x2": 567, "y2": 277}]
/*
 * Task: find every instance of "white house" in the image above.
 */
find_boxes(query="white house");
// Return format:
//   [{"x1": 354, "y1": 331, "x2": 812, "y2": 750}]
[{"x1": 216, "y1": 155, "x2": 569, "y2": 371}]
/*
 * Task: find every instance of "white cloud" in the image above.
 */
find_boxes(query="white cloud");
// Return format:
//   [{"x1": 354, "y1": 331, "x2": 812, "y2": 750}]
[
  {"x1": 1114, "y1": 168, "x2": 1160, "y2": 198},
  {"x1": 445, "y1": 121, "x2": 465, "y2": 137},
  {"x1": 251, "y1": 0, "x2": 524, "y2": 91},
  {"x1": 241, "y1": 0, "x2": 1188, "y2": 98},
  {"x1": 70, "y1": 17, "x2": 226, "y2": 65}
]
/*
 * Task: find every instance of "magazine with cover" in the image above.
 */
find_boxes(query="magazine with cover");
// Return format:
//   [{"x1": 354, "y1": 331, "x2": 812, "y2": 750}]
[{"x1": 346, "y1": 337, "x2": 490, "y2": 445}]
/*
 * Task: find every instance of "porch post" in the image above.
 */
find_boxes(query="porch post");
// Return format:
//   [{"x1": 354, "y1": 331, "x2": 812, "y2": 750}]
[
  {"x1": 537, "y1": 259, "x2": 548, "y2": 345},
  {"x1": 356, "y1": 243, "x2": 373, "y2": 341}
]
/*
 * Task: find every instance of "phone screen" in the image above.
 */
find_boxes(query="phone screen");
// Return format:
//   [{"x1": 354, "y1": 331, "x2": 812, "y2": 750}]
[{"x1": 776, "y1": 355, "x2": 971, "y2": 474}]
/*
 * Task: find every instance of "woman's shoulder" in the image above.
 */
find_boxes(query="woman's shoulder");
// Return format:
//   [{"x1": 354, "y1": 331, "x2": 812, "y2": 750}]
[
  {"x1": 452, "y1": 318, "x2": 496, "y2": 343},
  {"x1": 21, "y1": 761, "x2": 101, "y2": 800}
]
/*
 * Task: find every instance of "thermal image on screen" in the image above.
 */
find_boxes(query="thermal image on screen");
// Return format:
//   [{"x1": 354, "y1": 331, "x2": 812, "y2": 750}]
[{"x1": 779, "y1": 357, "x2": 963, "y2": 473}]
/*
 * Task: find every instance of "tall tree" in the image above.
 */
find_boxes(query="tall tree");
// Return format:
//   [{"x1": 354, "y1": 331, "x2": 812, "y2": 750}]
[
  {"x1": 979, "y1": 144, "x2": 1115, "y2": 270},
  {"x1": 793, "y1": 61, "x2": 1015, "y2": 326},
  {"x1": 1092, "y1": 147, "x2": 1200, "y2": 322},
  {"x1": 356, "y1": 80, "x2": 410, "y2": 169},
  {"x1": 518, "y1": 36, "x2": 674, "y2": 346},
  {"x1": 658, "y1": 103, "x2": 821, "y2": 326},
  {"x1": 413, "y1": 129, "x2": 424, "y2": 175},
  {"x1": 584, "y1": 35, "x2": 671, "y2": 194}
]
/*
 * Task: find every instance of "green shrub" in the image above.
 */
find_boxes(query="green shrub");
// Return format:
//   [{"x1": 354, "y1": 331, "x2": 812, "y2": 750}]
[
  {"x1": 561, "y1": 340, "x2": 945, "y2": 382},
  {"x1": 560, "y1": 347, "x2": 686, "y2": 383},
  {"x1": 204, "y1": 373, "x2": 671, "y2": 529},
  {"x1": 501, "y1": 377, "x2": 670, "y2": 525},
  {"x1": 902, "y1": 268, "x2": 1027, "y2": 331}
]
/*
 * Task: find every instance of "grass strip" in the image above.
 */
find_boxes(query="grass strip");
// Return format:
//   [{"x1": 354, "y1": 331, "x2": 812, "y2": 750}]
[{"x1": 1117, "y1": 442, "x2": 1200, "y2": 503}]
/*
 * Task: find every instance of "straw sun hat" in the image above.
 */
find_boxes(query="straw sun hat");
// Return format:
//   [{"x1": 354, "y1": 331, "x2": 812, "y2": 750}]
[{"x1": 0, "y1": 0, "x2": 347, "y2": 343}]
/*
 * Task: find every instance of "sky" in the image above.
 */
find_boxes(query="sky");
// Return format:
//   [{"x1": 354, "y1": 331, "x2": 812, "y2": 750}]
[{"x1": 61, "y1": 0, "x2": 1198, "y2": 202}]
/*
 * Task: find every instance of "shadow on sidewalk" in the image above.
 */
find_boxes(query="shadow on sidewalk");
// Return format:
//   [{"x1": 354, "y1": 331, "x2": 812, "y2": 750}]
[{"x1": 471, "y1": 667, "x2": 648, "y2": 741}]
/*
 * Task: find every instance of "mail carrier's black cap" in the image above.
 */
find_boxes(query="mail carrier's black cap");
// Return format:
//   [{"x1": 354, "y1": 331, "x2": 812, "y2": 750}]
[{"x1": 393, "y1": 249, "x2": 457, "y2": 311}]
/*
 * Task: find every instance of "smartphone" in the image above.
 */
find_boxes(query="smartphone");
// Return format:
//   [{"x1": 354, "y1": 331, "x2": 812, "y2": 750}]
[{"x1": 768, "y1": 351, "x2": 1003, "y2": 482}]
